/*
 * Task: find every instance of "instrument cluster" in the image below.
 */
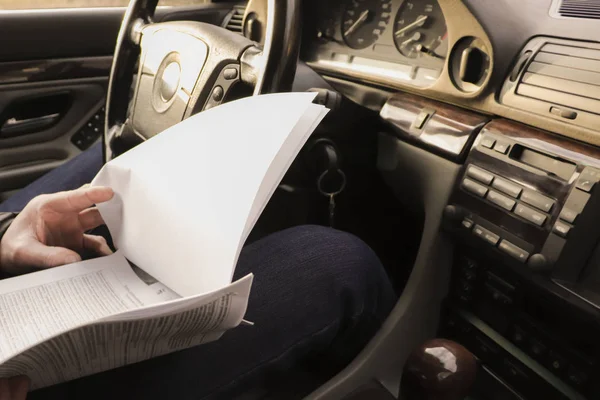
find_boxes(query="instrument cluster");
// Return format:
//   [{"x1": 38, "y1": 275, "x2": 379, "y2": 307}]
[{"x1": 306, "y1": 0, "x2": 449, "y2": 88}]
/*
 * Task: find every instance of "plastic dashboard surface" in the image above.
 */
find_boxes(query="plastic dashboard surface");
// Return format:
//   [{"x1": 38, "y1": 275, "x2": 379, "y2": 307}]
[{"x1": 302, "y1": 0, "x2": 600, "y2": 148}]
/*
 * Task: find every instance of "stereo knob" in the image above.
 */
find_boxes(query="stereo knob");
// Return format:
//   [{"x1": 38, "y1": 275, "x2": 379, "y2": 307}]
[
  {"x1": 527, "y1": 253, "x2": 550, "y2": 272},
  {"x1": 444, "y1": 205, "x2": 466, "y2": 226}
]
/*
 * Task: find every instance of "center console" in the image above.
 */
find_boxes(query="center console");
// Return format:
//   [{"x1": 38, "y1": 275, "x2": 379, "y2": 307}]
[{"x1": 442, "y1": 119, "x2": 600, "y2": 399}]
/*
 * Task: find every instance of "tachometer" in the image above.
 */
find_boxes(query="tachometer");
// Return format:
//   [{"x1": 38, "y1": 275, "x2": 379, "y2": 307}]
[
  {"x1": 342, "y1": 0, "x2": 392, "y2": 50},
  {"x1": 393, "y1": 1, "x2": 448, "y2": 59}
]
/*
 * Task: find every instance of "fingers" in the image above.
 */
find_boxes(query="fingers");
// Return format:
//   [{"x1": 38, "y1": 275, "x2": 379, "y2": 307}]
[
  {"x1": 78, "y1": 208, "x2": 105, "y2": 231},
  {"x1": 1, "y1": 232, "x2": 111, "y2": 274},
  {"x1": 9, "y1": 376, "x2": 29, "y2": 400},
  {"x1": 13, "y1": 240, "x2": 82, "y2": 269},
  {"x1": 83, "y1": 234, "x2": 113, "y2": 256},
  {"x1": 42, "y1": 186, "x2": 114, "y2": 213}
]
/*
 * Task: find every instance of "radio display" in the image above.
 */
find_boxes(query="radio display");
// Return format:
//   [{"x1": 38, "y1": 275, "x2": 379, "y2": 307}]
[{"x1": 511, "y1": 145, "x2": 576, "y2": 181}]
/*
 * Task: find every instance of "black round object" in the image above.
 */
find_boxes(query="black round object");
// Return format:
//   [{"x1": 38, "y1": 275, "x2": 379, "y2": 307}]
[
  {"x1": 341, "y1": 0, "x2": 392, "y2": 50},
  {"x1": 527, "y1": 253, "x2": 550, "y2": 272},
  {"x1": 393, "y1": 0, "x2": 447, "y2": 59},
  {"x1": 443, "y1": 205, "x2": 464, "y2": 224}
]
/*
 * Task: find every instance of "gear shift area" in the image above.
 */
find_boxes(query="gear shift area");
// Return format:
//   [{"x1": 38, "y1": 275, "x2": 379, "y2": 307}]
[{"x1": 401, "y1": 339, "x2": 477, "y2": 400}]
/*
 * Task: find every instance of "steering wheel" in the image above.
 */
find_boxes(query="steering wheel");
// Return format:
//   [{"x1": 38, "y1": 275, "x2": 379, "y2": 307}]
[{"x1": 103, "y1": 0, "x2": 301, "y2": 162}]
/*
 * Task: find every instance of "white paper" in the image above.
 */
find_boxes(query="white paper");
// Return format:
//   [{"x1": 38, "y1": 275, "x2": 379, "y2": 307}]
[
  {"x1": 0, "y1": 275, "x2": 252, "y2": 389},
  {"x1": 0, "y1": 92, "x2": 328, "y2": 389},
  {"x1": 0, "y1": 252, "x2": 168, "y2": 363},
  {"x1": 92, "y1": 92, "x2": 328, "y2": 297}
]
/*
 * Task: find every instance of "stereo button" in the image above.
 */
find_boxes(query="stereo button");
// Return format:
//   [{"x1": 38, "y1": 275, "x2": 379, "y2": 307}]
[
  {"x1": 462, "y1": 179, "x2": 488, "y2": 198},
  {"x1": 499, "y1": 240, "x2": 530, "y2": 262},
  {"x1": 530, "y1": 340, "x2": 547, "y2": 358},
  {"x1": 511, "y1": 326, "x2": 527, "y2": 345},
  {"x1": 480, "y1": 136, "x2": 496, "y2": 149},
  {"x1": 521, "y1": 190, "x2": 554, "y2": 213},
  {"x1": 487, "y1": 190, "x2": 516, "y2": 211},
  {"x1": 576, "y1": 167, "x2": 600, "y2": 193},
  {"x1": 494, "y1": 142, "x2": 510, "y2": 154},
  {"x1": 467, "y1": 165, "x2": 494, "y2": 185},
  {"x1": 492, "y1": 178, "x2": 522, "y2": 198},
  {"x1": 567, "y1": 366, "x2": 589, "y2": 388},
  {"x1": 473, "y1": 225, "x2": 500, "y2": 246},
  {"x1": 548, "y1": 351, "x2": 567, "y2": 373},
  {"x1": 576, "y1": 179, "x2": 595, "y2": 193},
  {"x1": 559, "y1": 207, "x2": 578, "y2": 224},
  {"x1": 553, "y1": 221, "x2": 571, "y2": 238},
  {"x1": 515, "y1": 204, "x2": 547, "y2": 227}
]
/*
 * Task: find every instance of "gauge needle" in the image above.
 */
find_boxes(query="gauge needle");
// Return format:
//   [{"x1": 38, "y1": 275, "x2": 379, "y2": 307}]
[
  {"x1": 416, "y1": 44, "x2": 444, "y2": 59},
  {"x1": 344, "y1": 9, "x2": 370, "y2": 38},
  {"x1": 394, "y1": 15, "x2": 428, "y2": 37}
]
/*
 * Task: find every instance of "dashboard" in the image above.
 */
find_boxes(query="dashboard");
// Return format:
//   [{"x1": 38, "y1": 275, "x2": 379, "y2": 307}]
[
  {"x1": 301, "y1": 0, "x2": 600, "y2": 147},
  {"x1": 295, "y1": 1, "x2": 600, "y2": 399}
]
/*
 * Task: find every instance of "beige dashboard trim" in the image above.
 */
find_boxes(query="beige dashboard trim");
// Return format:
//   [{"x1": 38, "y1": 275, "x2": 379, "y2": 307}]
[{"x1": 312, "y1": 0, "x2": 600, "y2": 147}]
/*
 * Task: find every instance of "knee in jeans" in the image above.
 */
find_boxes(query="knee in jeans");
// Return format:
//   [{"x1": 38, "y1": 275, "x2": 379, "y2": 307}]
[{"x1": 278, "y1": 225, "x2": 389, "y2": 294}]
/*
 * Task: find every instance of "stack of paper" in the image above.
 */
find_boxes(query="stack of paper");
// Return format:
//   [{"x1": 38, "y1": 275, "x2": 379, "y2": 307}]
[{"x1": 0, "y1": 92, "x2": 328, "y2": 389}]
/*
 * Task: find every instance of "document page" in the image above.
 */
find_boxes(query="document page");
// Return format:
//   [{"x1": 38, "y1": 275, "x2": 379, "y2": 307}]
[
  {"x1": 92, "y1": 92, "x2": 328, "y2": 297},
  {"x1": 242, "y1": 104, "x2": 329, "y2": 242},
  {"x1": 0, "y1": 252, "x2": 166, "y2": 364},
  {"x1": 0, "y1": 266, "x2": 252, "y2": 389}
]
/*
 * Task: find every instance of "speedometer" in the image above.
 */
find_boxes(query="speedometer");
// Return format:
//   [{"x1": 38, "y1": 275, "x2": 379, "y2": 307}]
[
  {"x1": 341, "y1": 0, "x2": 392, "y2": 50},
  {"x1": 393, "y1": 1, "x2": 448, "y2": 59}
]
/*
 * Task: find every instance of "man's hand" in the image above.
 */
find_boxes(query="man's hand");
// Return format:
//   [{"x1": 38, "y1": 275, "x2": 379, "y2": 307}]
[
  {"x1": 0, "y1": 186, "x2": 114, "y2": 275},
  {"x1": 0, "y1": 376, "x2": 29, "y2": 400}
]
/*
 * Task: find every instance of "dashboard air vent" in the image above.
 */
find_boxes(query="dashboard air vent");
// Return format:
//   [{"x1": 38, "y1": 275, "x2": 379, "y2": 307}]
[
  {"x1": 222, "y1": 4, "x2": 247, "y2": 35},
  {"x1": 500, "y1": 37, "x2": 600, "y2": 133},
  {"x1": 516, "y1": 43, "x2": 600, "y2": 116},
  {"x1": 553, "y1": 0, "x2": 600, "y2": 19}
]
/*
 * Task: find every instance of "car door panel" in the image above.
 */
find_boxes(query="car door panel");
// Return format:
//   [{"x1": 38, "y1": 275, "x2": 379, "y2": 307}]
[
  {"x1": 0, "y1": 56, "x2": 113, "y2": 85},
  {"x1": 0, "y1": 79, "x2": 106, "y2": 199},
  {"x1": 0, "y1": 4, "x2": 235, "y2": 200}
]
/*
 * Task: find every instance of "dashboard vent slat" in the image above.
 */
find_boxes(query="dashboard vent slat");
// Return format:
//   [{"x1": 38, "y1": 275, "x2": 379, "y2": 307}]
[
  {"x1": 222, "y1": 4, "x2": 247, "y2": 35},
  {"x1": 521, "y1": 72, "x2": 600, "y2": 102},
  {"x1": 534, "y1": 52, "x2": 600, "y2": 73},
  {"x1": 556, "y1": 0, "x2": 600, "y2": 19},
  {"x1": 542, "y1": 44, "x2": 600, "y2": 60},
  {"x1": 526, "y1": 61, "x2": 600, "y2": 86},
  {"x1": 517, "y1": 84, "x2": 600, "y2": 115},
  {"x1": 515, "y1": 43, "x2": 600, "y2": 115}
]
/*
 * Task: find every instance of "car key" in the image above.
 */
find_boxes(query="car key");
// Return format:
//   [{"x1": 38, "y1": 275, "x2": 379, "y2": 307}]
[
  {"x1": 329, "y1": 193, "x2": 336, "y2": 228},
  {"x1": 317, "y1": 168, "x2": 346, "y2": 228}
]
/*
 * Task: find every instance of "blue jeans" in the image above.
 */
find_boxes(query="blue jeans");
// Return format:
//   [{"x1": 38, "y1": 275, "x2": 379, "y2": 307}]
[{"x1": 0, "y1": 143, "x2": 396, "y2": 399}]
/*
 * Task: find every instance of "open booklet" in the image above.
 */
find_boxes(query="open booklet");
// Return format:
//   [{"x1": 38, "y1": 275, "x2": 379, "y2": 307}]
[{"x1": 0, "y1": 92, "x2": 328, "y2": 389}]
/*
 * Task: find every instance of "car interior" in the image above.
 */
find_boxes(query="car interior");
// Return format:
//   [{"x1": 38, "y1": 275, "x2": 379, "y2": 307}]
[{"x1": 1, "y1": 0, "x2": 600, "y2": 398}]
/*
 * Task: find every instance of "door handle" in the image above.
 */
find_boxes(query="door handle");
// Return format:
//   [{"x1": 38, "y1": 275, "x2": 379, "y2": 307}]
[{"x1": 0, "y1": 113, "x2": 61, "y2": 137}]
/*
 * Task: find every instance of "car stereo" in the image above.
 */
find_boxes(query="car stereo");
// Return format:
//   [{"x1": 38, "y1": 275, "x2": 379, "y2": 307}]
[
  {"x1": 445, "y1": 119, "x2": 600, "y2": 285},
  {"x1": 442, "y1": 119, "x2": 600, "y2": 399}
]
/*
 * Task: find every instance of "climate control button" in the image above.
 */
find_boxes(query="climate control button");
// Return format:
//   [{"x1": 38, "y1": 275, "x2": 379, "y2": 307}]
[
  {"x1": 487, "y1": 190, "x2": 516, "y2": 211},
  {"x1": 515, "y1": 204, "x2": 547, "y2": 227}
]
